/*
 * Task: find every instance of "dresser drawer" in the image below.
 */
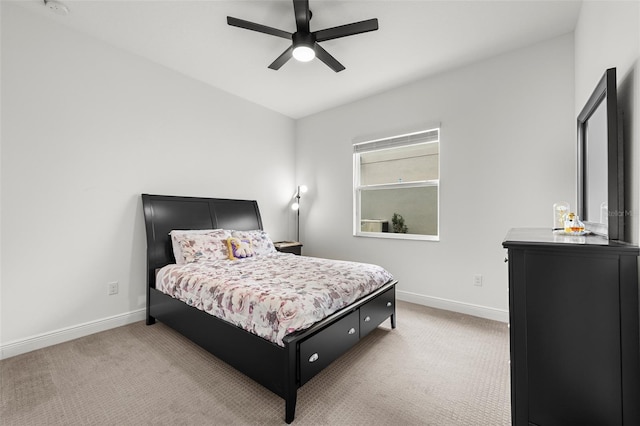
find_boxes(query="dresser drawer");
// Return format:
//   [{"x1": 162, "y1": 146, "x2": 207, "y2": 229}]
[
  {"x1": 360, "y1": 286, "x2": 395, "y2": 337},
  {"x1": 299, "y1": 310, "x2": 360, "y2": 385}
]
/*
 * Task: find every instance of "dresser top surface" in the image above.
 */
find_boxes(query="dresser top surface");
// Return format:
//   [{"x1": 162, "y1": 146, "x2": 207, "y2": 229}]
[{"x1": 503, "y1": 228, "x2": 639, "y2": 253}]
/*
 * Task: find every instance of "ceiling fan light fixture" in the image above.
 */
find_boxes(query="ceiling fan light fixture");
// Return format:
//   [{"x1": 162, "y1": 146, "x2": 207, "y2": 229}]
[{"x1": 292, "y1": 45, "x2": 315, "y2": 62}]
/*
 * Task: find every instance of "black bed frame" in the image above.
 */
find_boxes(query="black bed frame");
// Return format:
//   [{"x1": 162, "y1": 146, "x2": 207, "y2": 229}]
[{"x1": 141, "y1": 194, "x2": 397, "y2": 423}]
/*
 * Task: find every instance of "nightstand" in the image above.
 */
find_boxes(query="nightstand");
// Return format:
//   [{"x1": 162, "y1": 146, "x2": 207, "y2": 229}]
[{"x1": 274, "y1": 241, "x2": 303, "y2": 255}]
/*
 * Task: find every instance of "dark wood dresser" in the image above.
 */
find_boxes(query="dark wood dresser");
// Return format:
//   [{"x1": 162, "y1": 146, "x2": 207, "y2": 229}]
[{"x1": 503, "y1": 228, "x2": 640, "y2": 426}]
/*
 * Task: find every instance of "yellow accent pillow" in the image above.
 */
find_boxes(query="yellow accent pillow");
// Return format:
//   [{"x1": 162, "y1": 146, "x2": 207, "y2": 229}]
[{"x1": 226, "y1": 237, "x2": 254, "y2": 260}]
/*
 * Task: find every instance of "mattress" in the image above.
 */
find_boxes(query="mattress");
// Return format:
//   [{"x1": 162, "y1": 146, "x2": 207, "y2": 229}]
[{"x1": 155, "y1": 253, "x2": 393, "y2": 346}]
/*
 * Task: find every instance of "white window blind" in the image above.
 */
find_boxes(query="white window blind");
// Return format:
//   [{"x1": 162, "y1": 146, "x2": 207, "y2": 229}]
[{"x1": 353, "y1": 129, "x2": 439, "y2": 154}]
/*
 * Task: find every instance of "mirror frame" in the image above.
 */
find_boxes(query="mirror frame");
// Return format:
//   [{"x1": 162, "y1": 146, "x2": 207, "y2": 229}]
[{"x1": 577, "y1": 67, "x2": 622, "y2": 240}]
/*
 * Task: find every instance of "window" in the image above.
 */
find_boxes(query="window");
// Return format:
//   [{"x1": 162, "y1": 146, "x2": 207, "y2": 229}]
[{"x1": 353, "y1": 128, "x2": 440, "y2": 241}]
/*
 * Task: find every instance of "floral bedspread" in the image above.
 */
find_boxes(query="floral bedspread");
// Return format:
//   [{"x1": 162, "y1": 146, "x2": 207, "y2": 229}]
[{"x1": 155, "y1": 253, "x2": 393, "y2": 346}]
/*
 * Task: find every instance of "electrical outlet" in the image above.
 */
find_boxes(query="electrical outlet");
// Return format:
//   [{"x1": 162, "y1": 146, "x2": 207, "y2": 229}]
[
  {"x1": 108, "y1": 281, "x2": 119, "y2": 296},
  {"x1": 473, "y1": 274, "x2": 483, "y2": 287}
]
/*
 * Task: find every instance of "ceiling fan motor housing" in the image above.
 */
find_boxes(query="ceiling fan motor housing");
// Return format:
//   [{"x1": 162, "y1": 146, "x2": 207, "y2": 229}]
[{"x1": 293, "y1": 32, "x2": 315, "y2": 49}]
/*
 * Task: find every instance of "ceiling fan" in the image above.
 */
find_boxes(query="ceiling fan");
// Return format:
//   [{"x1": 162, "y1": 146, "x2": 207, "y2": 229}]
[{"x1": 227, "y1": 0, "x2": 379, "y2": 72}]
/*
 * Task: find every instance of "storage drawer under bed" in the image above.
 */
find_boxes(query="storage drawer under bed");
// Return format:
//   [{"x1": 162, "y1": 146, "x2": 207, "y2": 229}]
[
  {"x1": 299, "y1": 310, "x2": 360, "y2": 385},
  {"x1": 298, "y1": 285, "x2": 396, "y2": 386},
  {"x1": 360, "y1": 286, "x2": 395, "y2": 337}
]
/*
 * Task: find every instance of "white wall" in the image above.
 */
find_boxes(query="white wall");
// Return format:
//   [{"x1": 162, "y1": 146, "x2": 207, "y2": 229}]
[
  {"x1": 4, "y1": 3, "x2": 613, "y2": 358},
  {"x1": 295, "y1": 34, "x2": 575, "y2": 320},
  {"x1": 0, "y1": 4, "x2": 295, "y2": 357},
  {"x1": 575, "y1": 1, "x2": 640, "y2": 244}
]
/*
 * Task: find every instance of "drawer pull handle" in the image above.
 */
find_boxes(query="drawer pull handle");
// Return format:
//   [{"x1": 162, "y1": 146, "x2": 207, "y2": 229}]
[
  {"x1": 386, "y1": 301, "x2": 392, "y2": 307},
  {"x1": 308, "y1": 353, "x2": 319, "y2": 363},
  {"x1": 364, "y1": 316, "x2": 371, "y2": 322},
  {"x1": 348, "y1": 327, "x2": 356, "y2": 335}
]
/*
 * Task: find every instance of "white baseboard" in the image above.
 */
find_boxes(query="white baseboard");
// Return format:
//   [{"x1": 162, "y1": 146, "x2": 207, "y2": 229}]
[
  {"x1": 0, "y1": 308, "x2": 146, "y2": 360},
  {"x1": 397, "y1": 290, "x2": 509, "y2": 323},
  {"x1": 1, "y1": 294, "x2": 507, "y2": 360}
]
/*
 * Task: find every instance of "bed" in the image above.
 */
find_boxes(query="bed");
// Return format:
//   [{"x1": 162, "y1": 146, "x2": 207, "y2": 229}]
[{"x1": 141, "y1": 194, "x2": 397, "y2": 423}]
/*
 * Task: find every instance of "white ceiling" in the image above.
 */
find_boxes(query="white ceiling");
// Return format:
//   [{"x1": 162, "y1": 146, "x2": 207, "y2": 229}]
[{"x1": 14, "y1": 0, "x2": 582, "y2": 119}]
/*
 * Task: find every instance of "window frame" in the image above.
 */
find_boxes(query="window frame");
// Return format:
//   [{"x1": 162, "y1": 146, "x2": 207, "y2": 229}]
[{"x1": 353, "y1": 128, "x2": 440, "y2": 241}]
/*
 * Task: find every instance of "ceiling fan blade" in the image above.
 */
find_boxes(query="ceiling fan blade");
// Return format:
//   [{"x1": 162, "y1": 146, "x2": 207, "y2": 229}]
[
  {"x1": 293, "y1": 0, "x2": 310, "y2": 33},
  {"x1": 314, "y1": 44, "x2": 345, "y2": 72},
  {"x1": 314, "y1": 18, "x2": 379, "y2": 42},
  {"x1": 227, "y1": 16, "x2": 291, "y2": 40},
  {"x1": 268, "y1": 46, "x2": 294, "y2": 70}
]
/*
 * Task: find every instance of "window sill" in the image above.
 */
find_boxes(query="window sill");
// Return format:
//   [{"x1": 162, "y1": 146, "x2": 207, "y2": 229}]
[{"x1": 354, "y1": 232, "x2": 439, "y2": 242}]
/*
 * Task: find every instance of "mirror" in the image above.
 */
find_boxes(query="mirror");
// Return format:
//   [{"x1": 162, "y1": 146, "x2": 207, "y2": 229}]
[
  {"x1": 583, "y1": 99, "x2": 608, "y2": 226},
  {"x1": 577, "y1": 68, "x2": 622, "y2": 240}
]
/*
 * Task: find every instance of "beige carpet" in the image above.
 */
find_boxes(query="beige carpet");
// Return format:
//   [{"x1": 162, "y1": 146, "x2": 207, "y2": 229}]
[{"x1": 1, "y1": 301, "x2": 510, "y2": 425}]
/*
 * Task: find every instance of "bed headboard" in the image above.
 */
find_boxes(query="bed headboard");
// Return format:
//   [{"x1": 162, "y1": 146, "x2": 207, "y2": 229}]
[{"x1": 141, "y1": 194, "x2": 263, "y2": 285}]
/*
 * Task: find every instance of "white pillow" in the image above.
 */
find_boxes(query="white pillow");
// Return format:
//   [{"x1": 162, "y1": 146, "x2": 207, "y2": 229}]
[
  {"x1": 169, "y1": 229, "x2": 230, "y2": 264},
  {"x1": 229, "y1": 230, "x2": 276, "y2": 256}
]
